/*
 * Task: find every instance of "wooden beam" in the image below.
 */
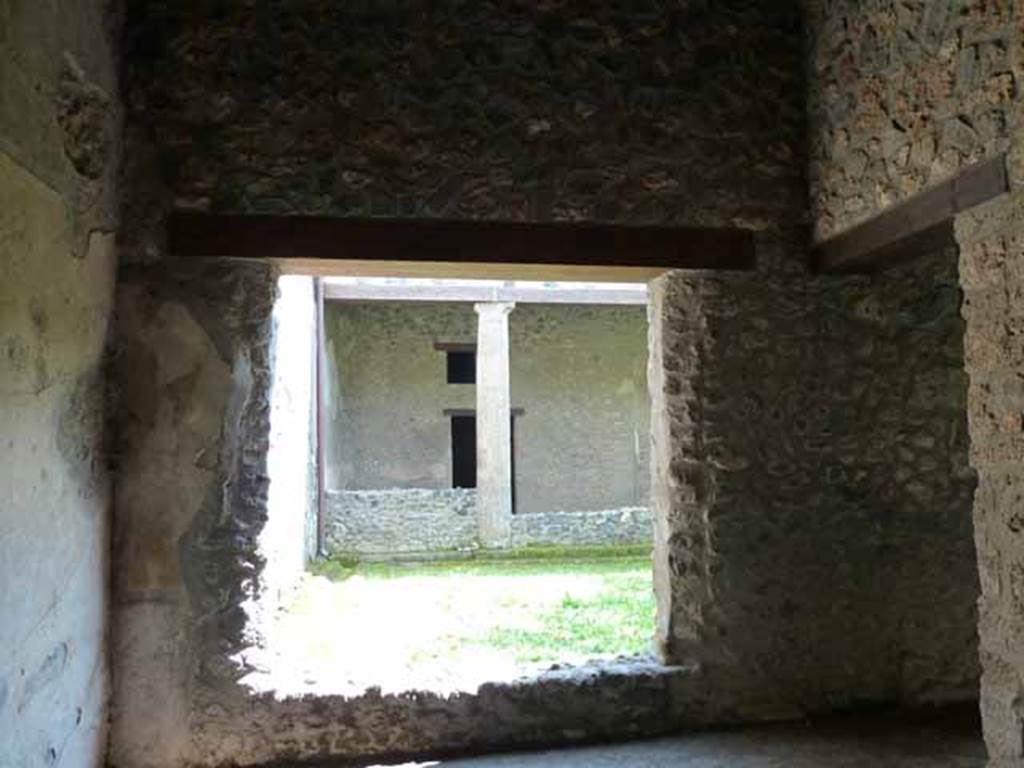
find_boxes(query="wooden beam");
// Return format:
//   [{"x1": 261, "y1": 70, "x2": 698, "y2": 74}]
[
  {"x1": 168, "y1": 212, "x2": 757, "y2": 280},
  {"x1": 443, "y1": 408, "x2": 525, "y2": 417},
  {"x1": 325, "y1": 282, "x2": 648, "y2": 305},
  {"x1": 433, "y1": 342, "x2": 477, "y2": 352},
  {"x1": 812, "y1": 153, "x2": 1009, "y2": 273}
]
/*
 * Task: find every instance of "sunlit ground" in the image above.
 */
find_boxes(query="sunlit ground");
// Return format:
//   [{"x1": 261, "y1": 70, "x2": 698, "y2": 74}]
[{"x1": 242, "y1": 551, "x2": 654, "y2": 697}]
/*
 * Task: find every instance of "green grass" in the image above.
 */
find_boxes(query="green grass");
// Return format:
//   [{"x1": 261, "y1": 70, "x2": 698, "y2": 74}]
[
  {"x1": 303, "y1": 551, "x2": 655, "y2": 667},
  {"x1": 481, "y1": 562, "x2": 653, "y2": 662},
  {"x1": 309, "y1": 543, "x2": 653, "y2": 581}
]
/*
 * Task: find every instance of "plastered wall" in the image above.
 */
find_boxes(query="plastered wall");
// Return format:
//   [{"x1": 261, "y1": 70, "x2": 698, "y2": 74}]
[
  {"x1": 326, "y1": 302, "x2": 649, "y2": 515},
  {"x1": 260, "y1": 276, "x2": 317, "y2": 612},
  {"x1": 0, "y1": 2, "x2": 120, "y2": 766}
]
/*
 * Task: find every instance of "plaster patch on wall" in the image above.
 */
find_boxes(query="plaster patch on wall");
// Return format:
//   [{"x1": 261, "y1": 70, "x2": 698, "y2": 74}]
[
  {"x1": 257, "y1": 275, "x2": 317, "y2": 613},
  {"x1": 57, "y1": 368, "x2": 107, "y2": 502},
  {"x1": 56, "y1": 53, "x2": 113, "y2": 181}
]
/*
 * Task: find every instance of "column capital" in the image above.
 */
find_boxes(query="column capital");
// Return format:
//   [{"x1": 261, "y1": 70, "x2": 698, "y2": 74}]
[{"x1": 474, "y1": 301, "x2": 516, "y2": 316}]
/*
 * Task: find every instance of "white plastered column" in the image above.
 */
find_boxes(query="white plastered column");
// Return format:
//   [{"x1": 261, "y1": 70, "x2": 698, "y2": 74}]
[{"x1": 474, "y1": 301, "x2": 515, "y2": 547}]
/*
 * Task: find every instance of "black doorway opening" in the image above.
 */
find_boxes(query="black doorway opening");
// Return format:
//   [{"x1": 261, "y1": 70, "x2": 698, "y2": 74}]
[
  {"x1": 450, "y1": 414, "x2": 477, "y2": 489},
  {"x1": 449, "y1": 412, "x2": 519, "y2": 513}
]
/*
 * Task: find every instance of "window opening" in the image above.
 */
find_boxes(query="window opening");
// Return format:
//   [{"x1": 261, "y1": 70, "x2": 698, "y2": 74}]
[
  {"x1": 251, "y1": 277, "x2": 653, "y2": 699},
  {"x1": 447, "y1": 350, "x2": 475, "y2": 383},
  {"x1": 435, "y1": 342, "x2": 477, "y2": 384}
]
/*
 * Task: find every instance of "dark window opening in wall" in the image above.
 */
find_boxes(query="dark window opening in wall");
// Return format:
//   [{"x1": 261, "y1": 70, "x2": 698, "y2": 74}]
[
  {"x1": 435, "y1": 342, "x2": 477, "y2": 383},
  {"x1": 450, "y1": 414, "x2": 477, "y2": 488},
  {"x1": 447, "y1": 350, "x2": 476, "y2": 383},
  {"x1": 510, "y1": 414, "x2": 517, "y2": 515}
]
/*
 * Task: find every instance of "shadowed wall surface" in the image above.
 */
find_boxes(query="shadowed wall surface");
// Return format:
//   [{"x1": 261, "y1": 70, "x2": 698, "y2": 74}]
[
  {"x1": 806, "y1": 3, "x2": 1022, "y2": 762},
  {"x1": 112, "y1": 3, "x2": 811, "y2": 763},
  {"x1": 109, "y1": 1, "x2": 981, "y2": 764},
  {"x1": 650, "y1": 249, "x2": 977, "y2": 719},
  {"x1": 120, "y1": 0, "x2": 807, "y2": 273}
]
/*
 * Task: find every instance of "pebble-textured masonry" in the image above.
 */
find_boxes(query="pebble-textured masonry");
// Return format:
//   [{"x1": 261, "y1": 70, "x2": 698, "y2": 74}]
[
  {"x1": 957, "y1": 187, "x2": 1024, "y2": 767},
  {"x1": 325, "y1": 488, "x2": 652, "y2": 556},
  {"x1": 326, "y1": 489, "x2": 478, "y2": 555},
  {"x1": 510, "y1": 508, "x2": 652, "y2": 549},
  {"x1": 121, "y1": 0, "x2": 807, "y2": 274},
  {"x1": 806, "y1": 4, "x2": 1022, "y2": 763},
  {"x1": 650, "y1": 248, "x2": 978, "y2": 721},
  {"x1": 807, "y1": 1, "x2": 1017, "y2": 241}
]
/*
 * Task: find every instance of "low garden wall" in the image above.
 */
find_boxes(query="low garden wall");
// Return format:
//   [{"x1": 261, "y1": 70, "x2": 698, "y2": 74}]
[
  {"x1": 510, "y1": 507, "x2": 651, "y2": 548},
  {"x1": 325, "y1": 489, "x2": 652, "y2": 557},
  {"x1": 325, "y1": 489, "x2": 478, "y2": 555}
]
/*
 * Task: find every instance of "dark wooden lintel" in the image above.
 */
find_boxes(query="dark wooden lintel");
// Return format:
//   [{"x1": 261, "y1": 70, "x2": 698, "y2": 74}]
[
  {"x1": 433, "y1": 342, "x2": 477, "y2": 352},
  {"x1": 168, "y1": 212, "x2": 757, "y2": 274},
  {"x1": 443, "y1": 408, "x2": 525, "y2": 417},
  {"x1": 812, "y1": 153, "x2": 1009, "y2": 273}
]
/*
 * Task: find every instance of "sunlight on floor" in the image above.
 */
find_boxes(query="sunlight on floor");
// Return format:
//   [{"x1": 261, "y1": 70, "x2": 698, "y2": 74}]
[{"x1": 241, "y1": 555, "x2": 653, "y2": 697}]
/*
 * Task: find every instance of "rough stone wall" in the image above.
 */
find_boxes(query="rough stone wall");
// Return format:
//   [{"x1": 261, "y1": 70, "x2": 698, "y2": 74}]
[
  {"x1": 198, "y1": 661, "x2": 694, "y2": 766},
  {"x1": 652, "y1": 249, "x2": 978, "y2": 720},
  {"x1": 958, "y1": 175, "x2": 1024, "y2": 767},
  {"x1": 806, "y1": 0, "x2": 1018, "y2": 241},
  {"x1": 325, "y1": 489, "x2": 651, "y2": 556},
  {"x1": 805, "y1": 2, "x2": 1023, "y2": 762},
  {"x1": 110, "y1": 0, "x2": 998, "y2": 761},
  {"x1": 110, "y1": 1, "x2": 844, "y2": 764},
  {"x1": 510, "y1": 507, "x2": 652, "y2": 550},
  {"x1": 326, "y1": 488, "x2": 478, "y2": 556},
  {"x1": 0, "y1": 2, "x2": 121, "y2": 766},
  {"x1": 326, "y1": 302, "x2": 649, "y2": 514},
  {"x1": 123, "y1": 0, "x2": 805, "y2": 273}
]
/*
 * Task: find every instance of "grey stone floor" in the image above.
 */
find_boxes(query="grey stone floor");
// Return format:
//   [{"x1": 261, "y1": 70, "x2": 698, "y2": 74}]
[{"x1": 369, "y1": 711, "x2": 985, "y2": 768}]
